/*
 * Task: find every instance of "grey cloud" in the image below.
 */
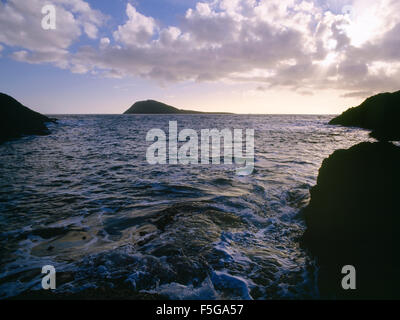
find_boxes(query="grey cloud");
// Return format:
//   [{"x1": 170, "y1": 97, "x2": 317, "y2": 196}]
[
  {"x1": 2, "y1": 0, "x2": 400, "y2": 96},
  {"x1": 340, "y1": 91, "x2": 373, "y2": 98},
  {"x1": 0, "y1": 0, "x2": 106, "y2": 53}
]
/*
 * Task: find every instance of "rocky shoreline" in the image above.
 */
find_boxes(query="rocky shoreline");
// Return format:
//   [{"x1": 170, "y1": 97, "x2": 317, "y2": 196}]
[
  {"x1": 302, "y1": 90, "x2": 400, "y2": 299},
  {"x1": 329, "y1": 90, "x2": 400, "y2": 141},
  {"x1": 301, "y1": 142, "x2": 400, "y2": 299}
]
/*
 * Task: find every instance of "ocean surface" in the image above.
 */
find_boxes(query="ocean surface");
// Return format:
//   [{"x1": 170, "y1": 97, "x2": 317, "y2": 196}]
[{"x1": 0, "y1": 115, "x2": 372, "y2": 299}]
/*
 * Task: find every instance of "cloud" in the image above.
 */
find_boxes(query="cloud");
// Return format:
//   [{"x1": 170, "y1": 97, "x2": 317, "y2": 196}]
[
  {"x1": 298, "y1": 90, "x2": 315, "y2": 96},
  {"x1": 1, "y1": 0, "x2": 400, "y2": 96},
  {"x1": 0, "y1": 0, "x2": 106, "y2": 53},
  {"x1": 340, "y1": 91, "x2": 373, "y2": 98},
  {"x1": 182, "y1": 2, "x2": 240, "y2": 44},
  {"x1": 100, "y1": 37, "x2": 110, "y2": 49},
  {"x1": 113, "y1": 3, "x2": 157, "y2": 46},
  {"x1": 11, "y1": 49, "x2": 70, "y2": 69}
]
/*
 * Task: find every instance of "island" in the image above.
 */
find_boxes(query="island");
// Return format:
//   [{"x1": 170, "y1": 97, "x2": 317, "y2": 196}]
[
  {"x1": 0, "y1": 92, "x2": 56, "y2": 143},
  {"x1": 124, "y1": 100, "x2": 231, "y2": 114}
]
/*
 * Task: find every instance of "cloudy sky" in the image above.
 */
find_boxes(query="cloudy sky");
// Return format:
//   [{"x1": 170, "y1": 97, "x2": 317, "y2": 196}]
[{"x1": 0, "y1": 0, "x2": 399, "y2": 114}]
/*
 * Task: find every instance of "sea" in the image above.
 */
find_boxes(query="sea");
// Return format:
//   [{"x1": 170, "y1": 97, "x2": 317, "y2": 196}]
[{"x1": 0, "y1": 114, "x2": 372, "y2": 299}]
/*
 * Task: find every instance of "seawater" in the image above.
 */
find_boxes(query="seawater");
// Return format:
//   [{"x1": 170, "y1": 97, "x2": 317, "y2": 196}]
[{"x1": 0, "y1": 115, "x2": 372, "y2": 299}]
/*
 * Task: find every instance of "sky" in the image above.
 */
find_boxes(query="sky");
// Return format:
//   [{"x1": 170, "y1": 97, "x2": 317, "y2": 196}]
[{"x1": 0, "y1": 0, "x2": 399, "y2": 114}]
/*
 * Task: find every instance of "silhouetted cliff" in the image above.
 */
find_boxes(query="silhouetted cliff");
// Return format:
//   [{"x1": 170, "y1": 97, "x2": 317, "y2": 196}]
[
  {"x1": 0, "y1": 93, "x2": 55, "y2": 143},
  {"x1": 329, "y1": 90, "x2": 400, "y2": 141},
  {"x1": 301, "y1": 142, "x2": 400, "y2": 299}
]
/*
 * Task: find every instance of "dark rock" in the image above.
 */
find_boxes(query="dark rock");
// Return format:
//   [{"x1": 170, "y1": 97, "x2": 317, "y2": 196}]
[
  {"x1": 31, "y1": 227, "x2": 68, "y2": 239},
  {"x1": 329, "y1": 90, "x2": 400, "y2": 141},
  {"x1": 11, "y1": 285, "x2": 168, "y2": 300},
  {"x1": 0, "y1": 92, "x2": 56, "y2": 143},
  {"x1": 124, "y1": 99, "x2": 231, "y2": 114},
  {"x1": 301, "y1": 142, "x2": 400, "y2": 299}
]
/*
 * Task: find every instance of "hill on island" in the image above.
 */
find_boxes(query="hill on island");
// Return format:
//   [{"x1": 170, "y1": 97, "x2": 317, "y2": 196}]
[
  {"x1": 329, "y1": 90, "x2": 400, "y2": 141},
  {"x1": 0, "y1": 93, "x2": 56, "y2": 143},
  {"x1": 124, "y1": 100, "x2": 231, "y2": 114}
]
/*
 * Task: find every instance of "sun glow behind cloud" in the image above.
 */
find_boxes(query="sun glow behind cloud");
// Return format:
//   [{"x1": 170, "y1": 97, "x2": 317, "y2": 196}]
[{"x1": 343, "y1": 0, "x2": 392, "y2": 47}]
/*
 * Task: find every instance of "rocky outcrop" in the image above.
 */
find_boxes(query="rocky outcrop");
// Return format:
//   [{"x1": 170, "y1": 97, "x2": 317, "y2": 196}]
[
  {"x1": 124, "y1": 100, "x2": 231, "y2": 114},
  {"x1": 301, "y1": 142, "x2": 400, "y2": 299},
  {"x1": 329, "y1": 90, "x2": 400, "y2": 141},
  {"x1": 0, "y1": 93, "x2": 56, "y2": 142}
]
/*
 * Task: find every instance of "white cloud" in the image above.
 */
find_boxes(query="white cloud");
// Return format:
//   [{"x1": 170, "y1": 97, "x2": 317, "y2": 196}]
[
  {"x1": 113, "y1": 3, "x2": 157, "y2": 46},
  {"x1": 1, "y1": 0, "x2": 400, "y2": 96},
  {"x1": 83, "y1": 22, "x2": 99, "y2": 39},
  {"x1": 100, "y1": 37, "x2": 110, "y2": 49},
  {"x1": 11, "y1": 49, "x2": 70, "y2": 69},
  {"x1": 0, "y1": 0, "x2": 106, "y2": 53}
]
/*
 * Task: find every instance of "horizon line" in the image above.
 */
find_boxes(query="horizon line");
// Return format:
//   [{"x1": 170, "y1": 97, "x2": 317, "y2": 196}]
[{"x1": 45, "y1": 113, "x2": 340, "y2": 116}]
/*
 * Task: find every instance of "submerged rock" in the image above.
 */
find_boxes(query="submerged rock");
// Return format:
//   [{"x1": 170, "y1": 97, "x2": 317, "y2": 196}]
[
  {"x1": 301, "y1": 142, "x2": 400, "y2": 299},
  {"x1": 0, "y1": 92, "x2": 56, "y2": 142},
  {"x1": 329, "y1": 90, "x2": 400, "y2": 141}
]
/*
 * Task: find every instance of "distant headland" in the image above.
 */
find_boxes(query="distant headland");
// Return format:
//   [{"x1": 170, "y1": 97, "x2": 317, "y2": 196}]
[{"x1": 123, "y1": 100, "x2": 232, "y2": 115}]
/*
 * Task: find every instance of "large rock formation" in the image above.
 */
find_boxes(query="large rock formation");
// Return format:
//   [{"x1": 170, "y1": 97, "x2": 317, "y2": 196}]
[
  {"x1": 301, "y1": 142, "x2": 400, "y2": 299},
  {"x1": 0, "y1": 93, "x2": 55, "y2": 142},
  {"x1": 329, "y1": 90, "x2": 400, "y2": 141},
  {"x1": 124, "y1": 100, "x2": 230, "y2": 114}
]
